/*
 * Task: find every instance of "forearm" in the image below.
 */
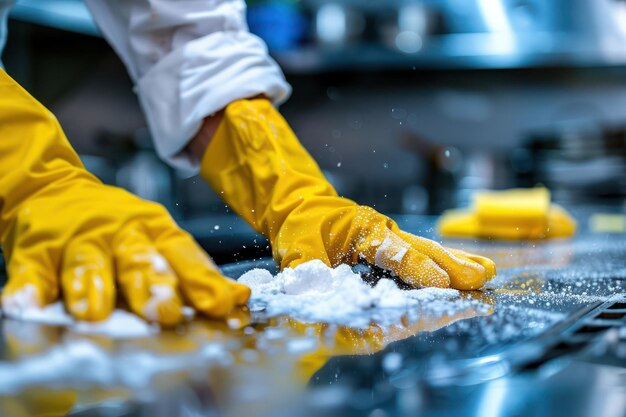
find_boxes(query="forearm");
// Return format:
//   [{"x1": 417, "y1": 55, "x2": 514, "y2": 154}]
[
  {"x1": 0, "y1": 71, "x2": 90, "y2": 236},
  {"x1": 85, "y1": 0, "x2": 291, "y2": 173}
]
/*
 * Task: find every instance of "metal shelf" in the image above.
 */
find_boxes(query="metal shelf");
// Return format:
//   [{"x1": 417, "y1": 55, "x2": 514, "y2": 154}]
[
  {"x1": 10, "y1": 0, "x2": 99, "y2": 37},
  {"x1": 10, "y1": 1, "x2": 626, "y2": 73},
  {"x1": 274, "y1": 32, "x2": 626, "y2": 74}
]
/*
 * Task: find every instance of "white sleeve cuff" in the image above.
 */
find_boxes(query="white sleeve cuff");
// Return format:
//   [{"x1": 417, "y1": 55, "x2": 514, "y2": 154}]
[{"x1": 136, "y1": 30, "x2": 291, "y2": 176}]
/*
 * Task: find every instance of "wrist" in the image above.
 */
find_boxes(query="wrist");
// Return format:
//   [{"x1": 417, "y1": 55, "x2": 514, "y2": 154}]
[
  {"x1": 187, "y1": 95, "x2": 271, "y2": 164},
  {"x1": 188, "y1": 110, "x2": 225, "y2": 163}
]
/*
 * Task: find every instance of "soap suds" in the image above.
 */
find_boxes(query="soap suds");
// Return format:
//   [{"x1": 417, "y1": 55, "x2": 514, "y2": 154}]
[
  {"x1": 239, "y1": 259, "x2": 488, "y2": 327},
  {"x1": 71, "y1": 299, "x2": 88, "y2": 315},
  {"x1": 131, "y1": 252, "x2": 171, "y2": 274},
  {"x1": 143, "y1": 284, "x2": 175, "y2": 322},
  {"x1": 0, "y1": 339, "x2": 232, "y2": 395},
  {"x1": 3, "y1": 299, "x2": 74, "y2": 326},
  {"x1": 2, "y1": 301, "x2": 156, "y2": 339},
  {"x1": 2, "y1": 284, "x2": 41, "y2": 317},
  {"x1": 93, "y1": 275, "x2": 104, "y2": 290},
  {"x1": 72, "y1": 276, "x2": 83, "y2": 291},
  {"x1": 73, "y1": 310, "x2": 157, "y2": 338},
  {"x1": 150, "y1": 253, "x2": 170, "y2": 273}
]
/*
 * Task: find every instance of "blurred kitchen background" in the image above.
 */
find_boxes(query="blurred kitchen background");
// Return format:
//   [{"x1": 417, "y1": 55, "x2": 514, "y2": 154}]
[{"x1": 4, "y1": 0, "x2": 626, "y2": 261}]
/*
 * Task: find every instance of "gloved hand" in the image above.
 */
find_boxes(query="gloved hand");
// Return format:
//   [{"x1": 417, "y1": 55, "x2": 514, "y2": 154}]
[
  {"x1": 0, "y1": 69, "x2": 249, "y2": 325},
  {"x1": 201, "y1": 99, "x2": 496, "y2": 290}
]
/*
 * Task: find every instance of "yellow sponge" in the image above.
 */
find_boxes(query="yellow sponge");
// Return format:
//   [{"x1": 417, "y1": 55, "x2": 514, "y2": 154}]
[
  {"x1": 475, "y1": 188, "x2": 550, "y2": 224},
  {"x1": 437, "y1": 188, "x2": 576, "y2": 240}
]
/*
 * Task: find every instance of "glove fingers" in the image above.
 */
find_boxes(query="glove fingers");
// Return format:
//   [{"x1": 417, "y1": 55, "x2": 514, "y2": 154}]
[
  {"x1": 446, "y1": 248, "x2": 497, "y2": 281},
  {"x1": 395, "y1": 246, "x2": 451, "y2": 287},
  {"x1": 61, "y1": 237, "x2": 115, "y2": 321},
  {"x1": 2, "y1": 255, "x2": 57, "y2": 316},
  {"x1": 113, "y1": 225, "x2": 184, "y2": 326},
  {"x1": 155, "y1": 230, "x2": 250, "y2": 318},
  {"x1": 397, "y1": 230, "x2": 490, "y2": 290},
  {"x1": 229, "y1": 279, "x2": 253, "y2": 305},
  {"x1": 356, "y1": 226, "x2": 450, "y2": 287}
]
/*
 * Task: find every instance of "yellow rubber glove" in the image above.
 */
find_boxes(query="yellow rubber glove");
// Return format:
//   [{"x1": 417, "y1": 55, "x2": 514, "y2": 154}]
[
  {"x1": 437, "y1": 188, "x2": 577, "y2": 240},
  {"x1": 0, "y1": 69, "x2": 249, "y2": 324},
  {"x1": 201, "y1": 99, "x2": 495, "y2": 290}
]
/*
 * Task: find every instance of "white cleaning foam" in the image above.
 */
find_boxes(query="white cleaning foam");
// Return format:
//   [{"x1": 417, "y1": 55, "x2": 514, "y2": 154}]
[
  {"x1": 239, "y1": 259, "x2": 487, "y2": 327},
  {"x1": 73, "y1": 309, "x2": 157, "y2": 338},
  {"x1": 2, "y1": 301, "x2": 156, "y2": 339},
  {"x1": 1, "y1": 284, "x2": 42, "y2": 318},
  {"x1": 142, "y1": 284, "x2": 175, "y2": 322}
]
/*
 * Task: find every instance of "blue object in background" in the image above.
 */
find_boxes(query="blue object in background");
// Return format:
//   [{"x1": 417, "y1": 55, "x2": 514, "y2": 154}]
[{"x1": 247, "y1": 2, "x2": 307, "y2": 51}]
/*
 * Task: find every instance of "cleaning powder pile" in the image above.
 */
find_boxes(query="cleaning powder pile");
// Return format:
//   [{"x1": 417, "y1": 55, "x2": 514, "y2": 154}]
[
  {"x1": 239, "y1": 259, "x2": 489, "y2": 327},
  {"x1": 1, "y1": 301, "x2": 156, "y2": 339}
]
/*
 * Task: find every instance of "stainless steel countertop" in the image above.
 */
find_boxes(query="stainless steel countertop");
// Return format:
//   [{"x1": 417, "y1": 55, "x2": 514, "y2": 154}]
[{"x1": 0, "y1": 211, "x2": 624, "y2": 417}]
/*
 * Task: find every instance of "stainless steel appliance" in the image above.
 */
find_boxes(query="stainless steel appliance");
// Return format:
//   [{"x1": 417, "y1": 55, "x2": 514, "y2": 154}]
[{"x1": 0, "y1": 213, "x2": 624, "y2": 417}]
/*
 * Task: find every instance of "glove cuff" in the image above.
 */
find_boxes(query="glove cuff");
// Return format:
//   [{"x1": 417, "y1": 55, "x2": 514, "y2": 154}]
[{"x1": 200, "y1": 99, "x2": 337, "y2": 241}]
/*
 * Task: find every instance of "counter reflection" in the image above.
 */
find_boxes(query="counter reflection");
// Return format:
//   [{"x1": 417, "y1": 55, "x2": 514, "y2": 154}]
[{"x1": 0, "y1": 291, "x2": 493, "y2": 417}]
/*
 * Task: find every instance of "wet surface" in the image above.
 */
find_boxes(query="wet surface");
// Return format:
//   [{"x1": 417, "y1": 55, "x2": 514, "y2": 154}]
[{"x1": 0, "y1": 213, "x2": 625, "y2": 416}]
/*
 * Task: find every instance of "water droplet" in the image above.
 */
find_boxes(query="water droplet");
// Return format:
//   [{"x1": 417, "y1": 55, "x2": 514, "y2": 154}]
[{"x1": 391, "y1": 108, "x2": 407, "y2": 119}]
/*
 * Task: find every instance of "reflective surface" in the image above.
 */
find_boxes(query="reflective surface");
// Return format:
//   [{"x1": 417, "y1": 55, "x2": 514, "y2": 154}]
[{"x1": 0, "y1": 213, "x2": 625, "y2": 417}]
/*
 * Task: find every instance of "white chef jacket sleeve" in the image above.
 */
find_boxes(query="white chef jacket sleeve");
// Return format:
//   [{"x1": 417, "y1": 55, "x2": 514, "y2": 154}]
[{"x1": 84, "y1": 0, "x2": 292, "y2": 174}]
